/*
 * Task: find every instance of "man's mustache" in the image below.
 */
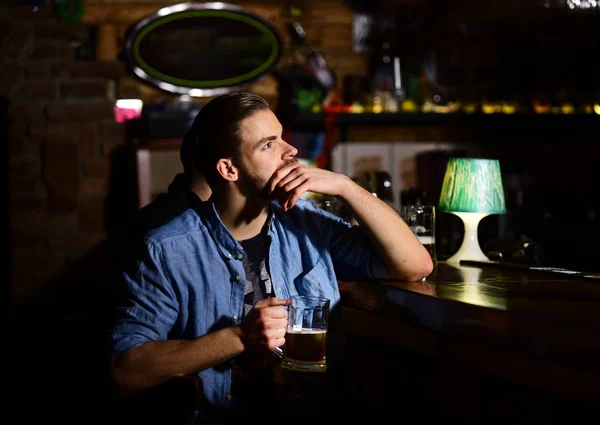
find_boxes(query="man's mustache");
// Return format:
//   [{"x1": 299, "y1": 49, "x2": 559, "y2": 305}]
[{"x1": 275, "y1": 158, "x2": 298, "y2": 172}]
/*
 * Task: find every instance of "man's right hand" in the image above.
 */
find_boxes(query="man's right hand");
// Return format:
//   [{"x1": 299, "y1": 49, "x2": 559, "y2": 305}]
[
  {"x1": 268, "y1": 162, "x2": 354, "y2": 211},
  {"x1": 239, "y1": 297, "x2": 290, "y2": 353}
]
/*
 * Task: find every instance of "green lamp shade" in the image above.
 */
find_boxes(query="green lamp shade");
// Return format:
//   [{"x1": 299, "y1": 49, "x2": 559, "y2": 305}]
[{"x1": 438, "y1": 158, "x2": 506, "y2": 214}]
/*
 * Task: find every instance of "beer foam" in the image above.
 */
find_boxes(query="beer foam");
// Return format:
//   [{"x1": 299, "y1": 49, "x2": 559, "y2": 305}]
[{"x1": 287, "y1": 327, "x2": 326, "y2": 334}]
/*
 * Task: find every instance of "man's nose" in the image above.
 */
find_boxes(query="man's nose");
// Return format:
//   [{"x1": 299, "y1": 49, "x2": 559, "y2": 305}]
[{"x1": 283, "y1": 141, "x2": 298, "y2": 158}]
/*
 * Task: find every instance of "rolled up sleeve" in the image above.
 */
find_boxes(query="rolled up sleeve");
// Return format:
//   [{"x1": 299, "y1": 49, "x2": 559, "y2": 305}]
[{"x1": 112, "y1": 240, "x2": 179, "y2": 354}]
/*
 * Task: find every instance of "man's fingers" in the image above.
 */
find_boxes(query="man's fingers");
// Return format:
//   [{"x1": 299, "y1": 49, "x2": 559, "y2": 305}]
[
  {"x1": 253, "y1": 300, "x2": 290, "y2": 318},
  {"x1": 281, "y1": 174, "x2": 308, "y2": 194},
  {"x1": 287, "y1": 185, "x2": 308, "y2": 210},
  {"x1": 273, "y1": 167, "x2": 304, "y2": 192},
  {"x1": 255, "y1": 297, "x2": 290, "y2": 308},
  {"x1": 262, "y1": 306, "x2": 289, "y2": 321},
  {"x1": 265, "y1": 323, "x2": 287, "y2": 337},
  {"x1": 269, "y1": 163, "x2": 301, "y2": 193}
]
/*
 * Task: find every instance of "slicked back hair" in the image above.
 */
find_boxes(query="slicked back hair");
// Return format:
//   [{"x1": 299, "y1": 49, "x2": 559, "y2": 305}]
[
  {"x1": 180, "y1": 123, "x2": 198, "y2": 178},
  {"x1": 188, "y1": 92, "x2": 270, "y2": 188}
]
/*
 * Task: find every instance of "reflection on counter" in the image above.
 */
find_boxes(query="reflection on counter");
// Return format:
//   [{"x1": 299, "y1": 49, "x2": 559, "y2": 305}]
[{"x1": 425, "y1": 263, "x2": 507, "y2": 310}]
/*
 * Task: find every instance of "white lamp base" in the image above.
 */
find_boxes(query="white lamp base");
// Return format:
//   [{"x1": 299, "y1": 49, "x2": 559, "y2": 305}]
[{"x1": 445, "y1": 212, "x2": 490, "y2": 263}]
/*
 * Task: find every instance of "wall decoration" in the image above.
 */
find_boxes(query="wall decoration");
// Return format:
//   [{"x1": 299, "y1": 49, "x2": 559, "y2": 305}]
[{"x1": 124, "y1": 2, "x2": 282, "y2": 96}]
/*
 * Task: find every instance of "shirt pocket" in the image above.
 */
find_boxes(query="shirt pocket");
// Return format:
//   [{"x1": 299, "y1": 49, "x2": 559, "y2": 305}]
[{"x1": 293, "y1": 260, "x2": 332, "y2": 298}]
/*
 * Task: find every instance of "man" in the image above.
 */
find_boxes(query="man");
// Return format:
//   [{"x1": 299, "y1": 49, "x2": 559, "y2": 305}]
[{"x1": 110, "y1": 92, "x2": 433, "y2": 423}]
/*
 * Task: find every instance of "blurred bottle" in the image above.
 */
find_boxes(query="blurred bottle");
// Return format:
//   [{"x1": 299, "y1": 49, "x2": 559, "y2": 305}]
[
  {"x1": 356, "y1": 170, "x2": 395, "y2": 207},
  {"x1": 400, "y1": 187, "x2": 429, "y2": 209}
]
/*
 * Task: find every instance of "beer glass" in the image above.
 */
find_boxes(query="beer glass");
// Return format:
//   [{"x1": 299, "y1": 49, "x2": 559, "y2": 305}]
[
  {"x1": 401, "y1": 205, "x2": 437, "y2": 265},
  {"x1": 281, "y1": 295, "x2": 330, "y2": 373}
]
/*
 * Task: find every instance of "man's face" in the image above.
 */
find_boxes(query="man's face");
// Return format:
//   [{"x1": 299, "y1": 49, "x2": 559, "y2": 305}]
[{"x1": 234, "y1": 109, "x2": 298, "y2": 198}]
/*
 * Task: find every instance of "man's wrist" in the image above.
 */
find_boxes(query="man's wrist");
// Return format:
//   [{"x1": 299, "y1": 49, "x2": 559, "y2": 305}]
[
  {"x1": 225, "y1": 325, "x2": 245, "y2": 354},
  {"x1": 335, "y1": 174, "x2": 356, "y2": 200}
]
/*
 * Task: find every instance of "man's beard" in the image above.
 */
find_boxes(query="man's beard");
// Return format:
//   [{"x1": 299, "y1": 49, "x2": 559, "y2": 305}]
[{"x1": 237, "y1": 158, "x2": 298, "y2": 199}]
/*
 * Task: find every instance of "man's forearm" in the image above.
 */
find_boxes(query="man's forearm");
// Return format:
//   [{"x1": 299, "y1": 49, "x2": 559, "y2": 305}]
[
  {"x1": 111, "y1": 326, "x2": 244, "y2": 397},
  {"x1": 338, "y1": 179, "x2": 433, "y2": 281},
  {"x1": 267, "y1": 164, "x2": 433, "y2": 280}
]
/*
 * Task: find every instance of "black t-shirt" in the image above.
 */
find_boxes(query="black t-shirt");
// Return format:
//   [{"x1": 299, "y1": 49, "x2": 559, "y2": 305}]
[
  {"x1": 230, "y1": 225, "x2": 279, "y2": 407},
  {"x1": 239, "y1": 231, "x2": 274, "y2": 318}
]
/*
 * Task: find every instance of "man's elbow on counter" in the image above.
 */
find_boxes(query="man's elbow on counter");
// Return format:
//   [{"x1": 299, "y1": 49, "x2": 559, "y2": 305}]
[
  {"x1": 388, "y1": 253, "x2": 434, "y2": 281},
  {"x1": 417, "y1": 255, "x2": 434, "y2": 280}
]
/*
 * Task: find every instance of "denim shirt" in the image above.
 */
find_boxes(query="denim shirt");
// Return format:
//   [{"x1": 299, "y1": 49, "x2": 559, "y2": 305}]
[{"x1": 112, "y1": 198, "x2": 388, "y2": 415}]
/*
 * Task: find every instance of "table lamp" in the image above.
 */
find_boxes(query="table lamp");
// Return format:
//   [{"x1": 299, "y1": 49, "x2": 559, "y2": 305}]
[{"x1": 438, "y1": 158, "x2": 506, "y2": 263}]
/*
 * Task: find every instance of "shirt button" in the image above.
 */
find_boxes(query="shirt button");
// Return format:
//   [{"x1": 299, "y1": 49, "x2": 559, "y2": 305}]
[
  {"x1": 227, "y1": 253, "x2": 232, "y2": 259},
  {"x1": 226, "y1": 394, "x2": 233, "y2": 401},
  {"x1": 231, "y1": 315, "x2": 238, "y2": 322},
  {"x1": 236, "y1": 274, "x2": 242, "y2": 280},
  {"x1": 237, "y1": 253, "x2": 244, "y2": 259}
]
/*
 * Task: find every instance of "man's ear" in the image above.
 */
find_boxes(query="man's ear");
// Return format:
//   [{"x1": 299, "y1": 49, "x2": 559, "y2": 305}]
[{"x1": 216, "y1": 158, "x2": 238, "y2": 182}]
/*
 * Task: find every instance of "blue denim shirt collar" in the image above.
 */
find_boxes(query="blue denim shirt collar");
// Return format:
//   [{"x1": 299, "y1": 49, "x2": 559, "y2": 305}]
[
  {"x1": 199, "y1": 199, "x2": 243, "y2": 262},
  {"x1": 200, "y1": 198, "x2": 278, "y2": 261}
]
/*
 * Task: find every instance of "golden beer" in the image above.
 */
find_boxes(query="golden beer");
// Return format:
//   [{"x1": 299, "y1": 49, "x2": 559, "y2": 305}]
[
  {"x1": 418, "y1": 236, "x2": 437, "y2": 264},
  {"x1": 282, "y1": 328, "x2": 327, "y2": 372}
]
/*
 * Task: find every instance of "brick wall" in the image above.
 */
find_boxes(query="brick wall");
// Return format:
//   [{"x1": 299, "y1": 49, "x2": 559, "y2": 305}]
[
  {"x1": 2, "y1": 3, "x2": 129, "y2": 305},
  {"x1": 90, "y1": 0, "x2": 367, "y2": 107}
]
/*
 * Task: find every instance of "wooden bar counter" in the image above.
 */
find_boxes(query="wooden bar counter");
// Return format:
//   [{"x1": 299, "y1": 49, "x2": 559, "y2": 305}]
[{"x1": 337, "y1": 261, "x2": 600, "y2": 422}]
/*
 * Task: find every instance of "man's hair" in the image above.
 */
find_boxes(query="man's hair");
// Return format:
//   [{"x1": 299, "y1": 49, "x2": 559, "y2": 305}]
[
  {"x1": 186, "y1": 92, "x2": 270, "y2": 187},
  {"x1": 180, "y1": 124, "x2": 198, "y2": 178}
]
